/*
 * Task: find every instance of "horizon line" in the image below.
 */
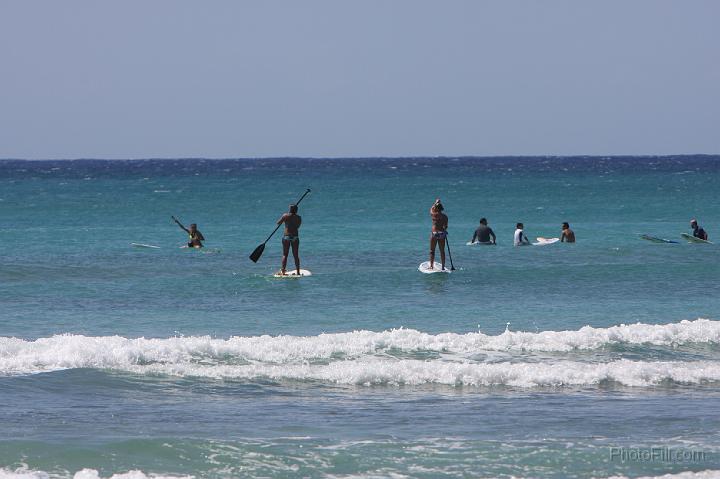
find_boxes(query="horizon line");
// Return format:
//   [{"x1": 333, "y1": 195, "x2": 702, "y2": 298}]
[{"x1": 1, "y1": 153, "x2": 719, "y2": 162}]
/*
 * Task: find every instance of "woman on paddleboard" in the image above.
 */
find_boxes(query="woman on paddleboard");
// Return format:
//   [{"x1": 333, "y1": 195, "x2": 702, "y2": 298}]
[
  {"x1": 277, "y1": 204, "x2": 302, "y2": 276},
  {"x1": 429, "y1": 199, "x2": 448, "y2": 270},
  {"x1": 172, "y1": 216, "x2": 205, "y2": 248}
]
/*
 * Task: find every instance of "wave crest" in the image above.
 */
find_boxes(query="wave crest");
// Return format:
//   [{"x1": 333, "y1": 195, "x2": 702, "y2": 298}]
[{"x1": 1, "y1": 319, "x2": 719, "y2": 388}]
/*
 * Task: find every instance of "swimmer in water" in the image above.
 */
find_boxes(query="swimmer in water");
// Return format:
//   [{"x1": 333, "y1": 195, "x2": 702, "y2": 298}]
[
  {"x1": 277, "y1": 204, "x2": 302, "y2": 275},
  {"x1": 172, "y1": 216, "x2": 205, "y2": 248},
  {"x1": 561, "y1": 222, "x2": 576, "y2": 243},
  {"x1": 471, "y1": 218, "x2": 496, "y2": 245},
  {"x1": 513, "y1": 222, "x2": 530, "y2": 246},
  {"x1": 690, "y1": 219, "x2": 709, "y2": 241},
  {"x1": 429, "y1": 199, "x2": 449, "y2": 270}
]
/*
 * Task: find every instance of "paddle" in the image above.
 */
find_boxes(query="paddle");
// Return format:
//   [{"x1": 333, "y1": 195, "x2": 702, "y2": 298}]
[
  {"x1": 445, "y1": 234, "x2": 456, "y2": 271},
  {"x1": 249, "y1": 188, "x2": 311, "y2": 263}
]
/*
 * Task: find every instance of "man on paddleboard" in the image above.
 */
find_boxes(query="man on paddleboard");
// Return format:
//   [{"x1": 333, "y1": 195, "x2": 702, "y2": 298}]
[
  {"x1": 560, "y1": 222, "x2": 576, "y2": 243},
  {"x1": 471, "y1": 218, "x2": 496, "y2": 245},
  {"x1": 690, "y1": 219, "x2": 709, "y2": 241},
  {"x1": 172, "y1": 216, "x2": 205, "y2": 248},
  {"x1": 277, "y1": 204, "x2": 302, "y2": 275},
  {"x1": 429, "y1": 199, "x2": 449, "y2": 270}
]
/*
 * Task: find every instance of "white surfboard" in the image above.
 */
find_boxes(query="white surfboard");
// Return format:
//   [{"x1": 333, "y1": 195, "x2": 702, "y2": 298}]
[
  {"x1": 466, "y1": 241, "x2": 494, "y2": 246},
  {"x1": 533, "y1": 237, "x2": 560, "y2": 246},
  {"x1": 273, "y1": 269, "x2": 313, "y2": 278},
  {"x1": 639, "y1": 234, "x2": 678, "y2": 244},
  {"x1": 681, "y1": 233, "x2": 713, "y2": 244},
  {"x1": 418, "y1": 261, "x2": 452, "y2": 274},
  {"x1": 131, "y1": 243, "x2": 161, "y2": 249}
]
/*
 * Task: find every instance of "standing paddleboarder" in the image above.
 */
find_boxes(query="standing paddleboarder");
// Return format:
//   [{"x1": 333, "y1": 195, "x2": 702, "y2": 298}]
[
  {"x1": 429, "y1": 199, "x2": 449, "y2": 270},
  {"x1": 277, "y1": 204, "x2": 302, "y2": 276}
]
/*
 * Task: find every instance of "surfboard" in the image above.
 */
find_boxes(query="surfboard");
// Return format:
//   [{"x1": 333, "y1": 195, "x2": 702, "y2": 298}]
[
  {"x1": 681, "y1": 233, "x2": 713, "y2": 244},
  {"x1": 418, "y1": 261, "x2": 451, "y2": 274},
  {"x1": 466, "y1": 241, "x2": 494, "y2": 246},
  {"x1": 273, "y1": 269, "x2": 312, "y2": 278},
  {"x1": 180, "y1": 246, "x2": 221, "y2": 253},
  {"x1": 131, "y1": 243, "x2": 161, "y2": 249},
  {"x1": 533, "y1": 237, "x2": 560, "y2": 246},
  {"x1": 639, "y1": 234, "x2": 678, "y2": 244}
]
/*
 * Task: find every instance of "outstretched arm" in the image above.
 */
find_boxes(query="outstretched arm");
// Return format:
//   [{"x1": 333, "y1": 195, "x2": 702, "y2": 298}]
[
  {"x1": 276, "y1": 214, "x2": 287, "y2": 226},
  {"x1": 172, "y1": 216, "x2": 189, "y2": 234}
]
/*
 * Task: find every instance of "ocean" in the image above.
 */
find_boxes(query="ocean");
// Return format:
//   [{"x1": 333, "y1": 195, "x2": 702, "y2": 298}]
[{"x1": 1, "y1": 156, "x2": 719, "y2": 479}]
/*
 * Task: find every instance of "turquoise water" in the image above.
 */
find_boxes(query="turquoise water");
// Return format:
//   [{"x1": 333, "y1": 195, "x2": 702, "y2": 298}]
[{"x1": 1, "y1": 157, "x2": 719, "y2": 478}]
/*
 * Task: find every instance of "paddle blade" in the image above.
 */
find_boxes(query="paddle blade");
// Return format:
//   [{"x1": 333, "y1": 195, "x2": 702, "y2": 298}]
[{"x1": 249, "y1": 243, "x2": 266, "y2": 263}]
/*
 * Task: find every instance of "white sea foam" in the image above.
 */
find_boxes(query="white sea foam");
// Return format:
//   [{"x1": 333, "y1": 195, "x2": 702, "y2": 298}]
[
  {"x1": 0, "y1": 469, "x2": 191, "y2": 479},
  {"x1": 123, "y1": 358, "x2": 720, "y2": 387},
  {"x1": 606, "y1": 471, "x2": 720, "y2": 479},
  {"x1": 1, "y1": 318, "x2": 718, "y2": 370},
  {"x1": 3, "y1": 468, "x2": 719, "y2": 479},
  {"x1": 1, "y1": 319, "x2": 719, "y2": 387}
]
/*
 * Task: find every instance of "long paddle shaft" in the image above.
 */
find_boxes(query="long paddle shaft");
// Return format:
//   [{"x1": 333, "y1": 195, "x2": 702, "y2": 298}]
[
  {"x1": 249, "y1": 189, "x2": 311, "y2": 262},
  {"x1": 445, "y1": 234, "x2": 456, "y2": 271}
]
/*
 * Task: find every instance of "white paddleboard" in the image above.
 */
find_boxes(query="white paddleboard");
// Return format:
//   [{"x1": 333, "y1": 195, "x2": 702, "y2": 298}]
[
  {"x1": 131, "y1": 243, "x2": 161, "y2": 249},
  {"x1": 533, "y1": 237, "x2": 560, "y2": 246},
  {"x1": 273, "y1": 269, "x2": 312, "y2": 278},
  {"x1": 418, "y1": 261, "x2": 452, "y2": 274},
  {"x1": 681, "y1": 233, "x2": 713, "y2": 244}
]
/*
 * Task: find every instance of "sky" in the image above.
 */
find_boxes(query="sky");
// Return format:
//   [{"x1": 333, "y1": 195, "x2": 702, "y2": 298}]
[{"x1": 1, "y1": 1, "x2": 718, "y2": 159}]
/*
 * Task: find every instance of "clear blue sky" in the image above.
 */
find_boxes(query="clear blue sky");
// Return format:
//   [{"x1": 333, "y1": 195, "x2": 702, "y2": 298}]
[{"x1": 1, "y1": 1, "x2": 718, "y2": 159}]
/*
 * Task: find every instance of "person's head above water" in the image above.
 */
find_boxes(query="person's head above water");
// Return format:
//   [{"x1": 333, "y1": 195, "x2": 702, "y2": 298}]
[
  {"x1": 562, "y1": 222, "x2": 570, "y2": 229},
  {"x1": 289, "y1": 204, "x2": 298, "y2": 214},
  {"x1": 432, "y1": 199, "x2": 444, "y2": 212},
  {"x1": 516, "y1": 222, "x2": 524, "y2": 229},
  {"x1": 479, "y1": 218, "x2": 487, "y2": 225},
  {"x1": 189, "y1": 223, "x2": 197, "y2": 231},
  {"x1": 690, "y1": 219, "x2": 698, "y2": 227}
]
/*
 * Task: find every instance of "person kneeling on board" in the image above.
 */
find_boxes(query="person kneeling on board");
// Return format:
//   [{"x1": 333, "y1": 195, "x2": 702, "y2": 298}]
[
  {"x1": 690, "y1": 219, "x2": 709, "y2": 241},
  {"x1": 560, "y1": 222, "x2": 576, "y2": 243},
  {"x1": 471, "y1": 218, "x2": 496, "y2": 245},
  {"x1": 514, "y1": 223, "x2": 530, "y2": 246},
  {"x1": 429, "y1": 199, "x2": 449, "y2": 270},
  {"x1": 172, "y1": 216, "x2": 205, "y2": 248},
  {"x1": 277, "y1": 204, "x2": 302, "y2": 276}
]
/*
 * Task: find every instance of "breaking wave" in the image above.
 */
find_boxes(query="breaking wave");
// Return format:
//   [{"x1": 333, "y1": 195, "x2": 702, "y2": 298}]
[{"x1": 1, "y1": 319, "x2": 719, "y2": 388}]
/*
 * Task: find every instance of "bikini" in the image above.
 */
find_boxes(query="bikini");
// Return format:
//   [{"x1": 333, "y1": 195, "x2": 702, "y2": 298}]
[{"x1": 431, "y1": 213, "x2": 447, "y2": 240}]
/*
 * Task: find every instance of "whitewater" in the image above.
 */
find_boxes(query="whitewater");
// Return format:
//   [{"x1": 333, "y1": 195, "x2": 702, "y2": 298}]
[{"x1": 3, "y1": 319, "x2": 719, "y2": 388}]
